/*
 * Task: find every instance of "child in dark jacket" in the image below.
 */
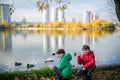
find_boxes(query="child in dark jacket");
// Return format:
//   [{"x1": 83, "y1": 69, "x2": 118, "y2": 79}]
[
  {"x1": 53, "y1": 49, "x2": 72, "y2": 80},
  {"x1": 76, "y1": 45, "x2": 96, "y2": 80}
]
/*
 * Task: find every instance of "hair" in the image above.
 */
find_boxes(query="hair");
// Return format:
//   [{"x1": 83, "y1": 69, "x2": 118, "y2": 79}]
[
  {"x1": 82, "y1": 44, "x2": 90, "y2": 51},
  {"x1": 57, "y1": 49, "x2": 65, "y2": 54}
]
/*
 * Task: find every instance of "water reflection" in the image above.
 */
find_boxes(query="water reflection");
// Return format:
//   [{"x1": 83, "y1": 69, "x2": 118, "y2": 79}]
[
  {"x1": 0, "y1": 29, "x2": 120, "y2": 73},
  {"x1": 43, "y1": 34, "x2": 65, "y2": 53},
  {"x1": 0, "y1": 29, "x2": 12, "y2": 52}
]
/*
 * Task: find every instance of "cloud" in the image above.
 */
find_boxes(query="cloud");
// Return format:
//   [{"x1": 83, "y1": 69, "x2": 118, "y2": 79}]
[
  {"x1": 0, "y1": 0, "x2": 12, "y2": 4},
  {"x1": 11, "y1": 9, "x2": 42, "y2": 22},
  {"x1": 11, "y1": 0, "x2": 118, "y2": 22},
  {"x1": 65, "y1": 0, "x2": 104, "y2": 22}
]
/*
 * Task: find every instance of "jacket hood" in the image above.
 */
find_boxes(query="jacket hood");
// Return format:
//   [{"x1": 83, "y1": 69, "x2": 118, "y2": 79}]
[{"x1": 63, "y1": 53, "x2": 72, "y2": 61}]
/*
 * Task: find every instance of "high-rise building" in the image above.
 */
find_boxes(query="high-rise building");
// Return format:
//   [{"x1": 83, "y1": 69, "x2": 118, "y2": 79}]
[
  {"x1": 0, "y1": 4, "x2": 11, "y2": 25},
  {"x1": 42, "y1": 7, "x2": 66, "y2": 23},
  {"x1": 58, "y1": 9, "x2": 65, "y2": 22},
  {"x1": 92, "y1": 13, "x2": 99, "y2": 21},
  {"x1": 83, "y1": 11, "x2": 99, "y2": 23},
  {"x1": 83, "y1": 11, "x2": 92, "y2": 23},
  {"x1": 51, "y1": 7, "x2": 58, "y2": 22},
  {"x1": 42, "y1": 7, "x2": 50, "y2": 24}
]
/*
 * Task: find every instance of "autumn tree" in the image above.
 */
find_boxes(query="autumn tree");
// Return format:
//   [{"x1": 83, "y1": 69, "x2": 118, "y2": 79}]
[{"x1": 36, "y1": 0, "x2": 71, "y2": 12}]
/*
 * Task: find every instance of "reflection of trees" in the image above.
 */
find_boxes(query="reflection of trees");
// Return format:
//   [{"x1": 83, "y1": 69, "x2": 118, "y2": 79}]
[{"x1": 13, "y1": 29, "x2": 115, "y2": 39}]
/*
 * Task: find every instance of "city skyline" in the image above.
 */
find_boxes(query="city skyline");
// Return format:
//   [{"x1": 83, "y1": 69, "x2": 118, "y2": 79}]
[
  {"x1": 83, "y1": 11, "x2": 99, "y2": 23},
  {"x1": 0, "y1": 0, "x2": 119, "y2": 23},
  {"x1": 42, "y1": 7, "x2": 65, "y2": 23}
]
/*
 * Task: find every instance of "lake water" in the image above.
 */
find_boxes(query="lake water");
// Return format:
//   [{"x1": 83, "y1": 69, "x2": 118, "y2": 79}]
[{"x1": 0, "y1": 29, "x2": 120, "y2": 73}]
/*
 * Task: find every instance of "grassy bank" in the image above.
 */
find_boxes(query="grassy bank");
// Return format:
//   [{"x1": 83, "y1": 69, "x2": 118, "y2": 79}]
[{"x1": 0, "y1": 65, "x2": 120, "y2": 80}]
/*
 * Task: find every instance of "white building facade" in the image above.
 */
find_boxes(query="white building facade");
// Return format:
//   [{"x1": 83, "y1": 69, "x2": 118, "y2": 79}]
[
  {"x1": 92, "y1": 13, "x2": 99, "y2": 21},
  {"x1": 0, "y1": 0, "x2": 12, "y2": 25},
  {"x1": 83, "y1": 11, "x2": 92, "y2": 23},
  {"x1": 58, "y1": 9, "x2": 65, "y2": 22},
  {"x1": 42, "y1": 7, "x2": 50, "y2": 24},
  {"x1": 0, "y1": 4, "x2": 11, "y2": 25},
  {"x1": 43, "y1": 7, "x2": 66, "y2": 23},
  {"x1": 83, "y1": 11, "x2": 99, "y2": 23},
  {"x1": 51, "y1": 7, "x2": 58, "y2": 22}
]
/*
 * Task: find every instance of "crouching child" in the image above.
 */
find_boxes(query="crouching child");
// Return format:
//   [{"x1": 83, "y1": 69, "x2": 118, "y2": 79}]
[
  {"x1": 53, "y1": 49, "x2": 72, "y2": 80},
  {"x1": 76, "y1": 45, "x2": 96, "y2": 80}
]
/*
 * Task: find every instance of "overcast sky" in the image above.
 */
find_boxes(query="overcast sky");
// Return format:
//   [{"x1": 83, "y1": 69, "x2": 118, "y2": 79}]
[{"x1": 0, "y1": 0, "x2": 119, "y2": 22}]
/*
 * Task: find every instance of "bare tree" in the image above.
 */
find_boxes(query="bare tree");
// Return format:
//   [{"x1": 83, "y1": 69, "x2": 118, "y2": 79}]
[
  {"x1": 107, "y1": 0, "x2": 118, "y2": 21},
  {"x1": 114, "y1": 0, "x2": 120, "y2": 21}
]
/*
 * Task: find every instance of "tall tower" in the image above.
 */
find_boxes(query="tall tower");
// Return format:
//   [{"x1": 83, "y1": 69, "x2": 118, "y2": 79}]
[
  {"x1": 51, "y1": 7, "x2": 58, "y2": 22},
  {"x1": 42, "y1": 7, "x2": 50, "y2": 24},
  {"x1": 58, "y1": 9, "x2": 65, "y2": 22},
  {"x1": 0, "y1": 4, "x2": 11, "y2": 25},
  {"x1": 83, "y1": 11, "x2": 92, "y2": 23},
  {"x1": 92, "y1": 13, "x2": 99, "y2": 21},
  {"x1": 0, "y1": 0, "x2": 13, "y2": 25}
]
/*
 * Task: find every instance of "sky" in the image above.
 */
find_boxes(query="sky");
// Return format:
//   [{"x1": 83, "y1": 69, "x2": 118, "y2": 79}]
[{"x1": 0, "y1": 0, "x2": 119, "y2": 22}]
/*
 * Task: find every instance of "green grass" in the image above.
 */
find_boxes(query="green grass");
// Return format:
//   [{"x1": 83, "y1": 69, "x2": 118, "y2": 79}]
[
  {"x1": 0, "y1": 67, "x2": 55, "y2": 80},
  {"x1": 0, "y1": 66, "x2": 120, "y2": 80}
]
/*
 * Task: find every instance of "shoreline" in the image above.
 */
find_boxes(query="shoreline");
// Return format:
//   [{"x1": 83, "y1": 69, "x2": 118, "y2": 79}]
[
  {"x1": 0, "y1": 64, "x2": 120, "y2": 74},
  {"x1": 72, "y1": 64, "x2": 120, "y2": 70},
  {"x1": 0, "y1": 27, "x2": 116, "y2": 30},
  {"x1": 0, "y1": 64, "x2": 120, "y2": 80}
]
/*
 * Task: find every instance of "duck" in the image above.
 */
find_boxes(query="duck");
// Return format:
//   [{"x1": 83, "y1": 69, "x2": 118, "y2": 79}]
[{"x1": 15, "y1": 62, "x2": 22, "y2": 66}]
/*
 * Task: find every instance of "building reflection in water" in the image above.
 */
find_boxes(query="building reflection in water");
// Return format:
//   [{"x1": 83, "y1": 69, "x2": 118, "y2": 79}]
[
  {"x1": 43, "y1": 34, "x2": 65, "y2": 54},
  {"x1": 0, "y1": 31, "x2": 4, "y2": 50},
  {"x1": 43, "y1": 34, "x2": 51, "y2": 54},
  {"x1": 51, "y1": 35, "x2": 58, "y2": 52},
  {"x1": 82, "y1": 32, "x2": 97, "y2": 46},
  {"x1": 58, "y1": 35, "x2": 65, "y2": 49},
  {"x1": 0, "y1": 30, "x2": 12, "y2": 52},
  {"x1": 82, "y1": 33, "x2": 90, "y2": 45}
]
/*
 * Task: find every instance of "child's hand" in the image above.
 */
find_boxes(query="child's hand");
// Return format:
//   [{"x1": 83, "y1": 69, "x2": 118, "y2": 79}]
[
  {"x1": 83, "y1": 68, "x2": 86, "y2": 70},
  {"x1": 81, "y1": 53, "x2": 84, "y2": 58}
]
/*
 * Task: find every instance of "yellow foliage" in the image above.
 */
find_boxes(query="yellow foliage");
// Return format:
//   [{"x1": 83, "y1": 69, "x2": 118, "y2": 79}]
[
  {"x1": 91, "y1": 20, "x2": 102, "y2": 29},
  {"x1": 90, "y1": 20, "x2": 115, "y2": 29},
  {"x1": 90, "y1": 30, "x2": 100, "y2": 38},
  {"x1": 53, "y1": 22, "x2": 63, "y2": 28},
  {"x1": 34, "y1": 23, "x2": 40, "y2": 28},
  {"x1": 83, "y1": 23, "x2": 92, "y2": 29},
  {"x1": 3, "y1": 30, "x2": 9, "y2": 37},
  {"x1": 25, "y1": 24, "x2": 31, "y2": 28},
  {"x1": 3, "y1": 21, "x2": 8, "y2": 27}
]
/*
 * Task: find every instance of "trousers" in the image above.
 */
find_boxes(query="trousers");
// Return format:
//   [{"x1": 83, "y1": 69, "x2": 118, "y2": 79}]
[
  {"x1": 76, "y1": 67, "x2": 94, "y2": 80},
  {"x1": 53, "y1": 66, "x2": 69, "y2": 80}
]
